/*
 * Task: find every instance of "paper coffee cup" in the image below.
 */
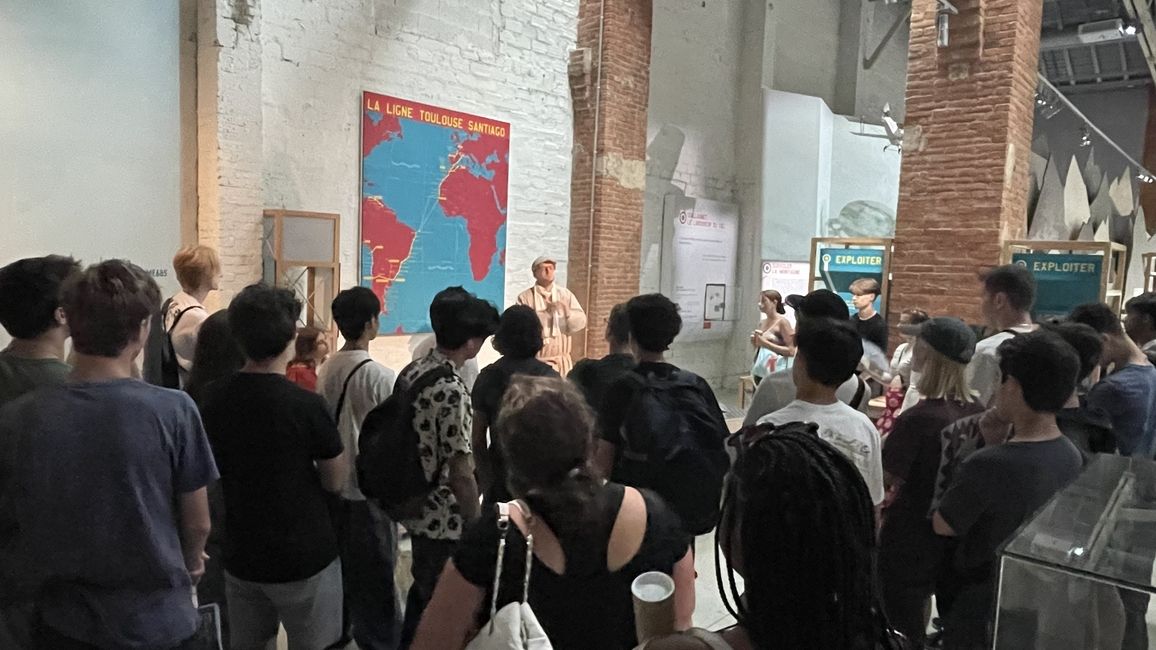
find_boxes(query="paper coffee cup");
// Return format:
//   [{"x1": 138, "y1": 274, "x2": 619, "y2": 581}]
[{"x1": 632, "y1": 571, "x2": 676, "y2": 643}]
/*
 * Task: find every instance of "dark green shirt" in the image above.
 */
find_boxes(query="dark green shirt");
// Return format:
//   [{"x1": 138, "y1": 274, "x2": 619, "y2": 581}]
[{"x1": 0, "y1": 352, "x2": 70, "y2": 409}]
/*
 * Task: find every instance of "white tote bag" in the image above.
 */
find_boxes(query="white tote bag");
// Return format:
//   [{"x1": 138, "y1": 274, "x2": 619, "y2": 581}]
[{"x1": 464, "y1": 502, "x2": 553, "y2": 650}]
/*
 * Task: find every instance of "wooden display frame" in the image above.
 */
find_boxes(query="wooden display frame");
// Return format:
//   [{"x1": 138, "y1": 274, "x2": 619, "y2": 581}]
[
  {"x1": 262, "y1": 210, "x2": 341, "y2": 337},
  {"x1": 1001, "y1": 240, "x2": 1128, "y2": 312},
  {"x1": 1143, "y1": 253, "x2": 1156, "y2": 293},
  {"x1": 808, "y1": 237, "x2": 895, "y2": 316}
]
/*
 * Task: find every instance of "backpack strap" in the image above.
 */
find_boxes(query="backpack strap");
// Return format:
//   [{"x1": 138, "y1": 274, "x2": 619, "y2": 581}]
[
  {"x1": 168, "y1": 304, "x2": 204, "y2": 334},
  {"x1": 334, "y1": 359, "x2": 374, "y2": 428},
  {"x1": 851, "y1": 375, "x2": 868, "y2": 410},
  {"x1": 405, "y1": 365, "x2": 459, "y2": 486}
]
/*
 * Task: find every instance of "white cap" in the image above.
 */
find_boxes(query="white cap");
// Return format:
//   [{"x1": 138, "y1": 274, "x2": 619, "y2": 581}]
[{"x1": 532, "y1": 255, "x2": 556, "y2": 271}]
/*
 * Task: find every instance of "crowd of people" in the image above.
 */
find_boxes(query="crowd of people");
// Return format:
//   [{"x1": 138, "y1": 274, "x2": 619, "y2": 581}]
[{"x1": 1, "y1": 247, "x2": 1155, "y2": 650}]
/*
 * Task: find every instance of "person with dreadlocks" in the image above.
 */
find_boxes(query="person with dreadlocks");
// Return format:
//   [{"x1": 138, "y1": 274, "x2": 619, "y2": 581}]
[{"x1": 639, "y1": 424, "x2": 902, "y2": 650}]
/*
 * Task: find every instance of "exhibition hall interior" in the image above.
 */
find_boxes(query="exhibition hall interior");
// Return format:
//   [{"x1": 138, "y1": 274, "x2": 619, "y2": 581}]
[{"x1": 8, "y1": 0, "x2": 1156, "y2": 649}]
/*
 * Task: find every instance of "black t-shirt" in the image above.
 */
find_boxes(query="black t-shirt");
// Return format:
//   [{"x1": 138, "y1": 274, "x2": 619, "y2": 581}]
[
  {"x1": 472, "y1": 356, "x2": 558, "y2": 423},
  {"x1": 453, "y1": 483, "x2": 690, "y2": 650},
  {"x1": 569, "y1": 353, "x2": 636, "y2": 410},
  {"x1": 880, "y1": 398, "x2": 984, "y2": 579},
  {"x1": 199, "y1": 372, "x2": 344, "y2": 583},
  {"x1": 855, "y1": 313, "x2": 889, "y2": 351},
  {"x1": 472, "y1": 356, "x2": 558, "y2": 502},
  {"x1": 596, "y1": 361, "x2": 720, "y2": 447},
  {"x1": 938, "y1": 436, "x2": 1083, "y2": 574},
  {"x1": 1056, "y1": 401, "x2": 1115, "y2": 457}
]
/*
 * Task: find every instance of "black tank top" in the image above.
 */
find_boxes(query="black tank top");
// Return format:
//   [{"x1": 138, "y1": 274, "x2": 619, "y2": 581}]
[{"x1": 452, "y1": 483, "x2": 691, "y2": 650}]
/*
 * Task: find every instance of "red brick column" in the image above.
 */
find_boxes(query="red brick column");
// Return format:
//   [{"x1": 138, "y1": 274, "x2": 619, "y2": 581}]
[
  {"x1": 1140, "y1": 85, "x2": 1156, "y2": 235},
  {"x1": 890, "y1": 0, "x2": 1043, "y2": 326},
  {"x1": 568, "y1": 0, "x2": 653, "y2": 360}
]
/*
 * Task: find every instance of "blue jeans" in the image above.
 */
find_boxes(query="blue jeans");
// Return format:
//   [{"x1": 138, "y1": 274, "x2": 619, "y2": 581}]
[{"x1": 334, "y1": 499, "x2": 402, "y2": 650}]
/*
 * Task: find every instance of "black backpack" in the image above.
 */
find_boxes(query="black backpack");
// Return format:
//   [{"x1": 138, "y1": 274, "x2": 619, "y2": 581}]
[
  {"x1": 142, "y1": 298, "x2": 202, "y2": 388},
  {"x1": 613, "y1": 369, "x2": 731, "y2": 535},
  {"x1": 357, "y1": 364, "x2": 456, "y2": 522}
]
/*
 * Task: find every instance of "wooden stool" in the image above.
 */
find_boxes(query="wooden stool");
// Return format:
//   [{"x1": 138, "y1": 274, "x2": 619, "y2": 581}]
[{"x1": 739, "y1": 375, "x2": 756, "y2": 410}]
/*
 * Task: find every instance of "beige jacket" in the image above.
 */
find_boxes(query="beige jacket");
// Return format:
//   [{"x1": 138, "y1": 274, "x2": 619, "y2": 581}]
[{"x1": 516, "y1": 284, "x2": 587, "y2": 376}]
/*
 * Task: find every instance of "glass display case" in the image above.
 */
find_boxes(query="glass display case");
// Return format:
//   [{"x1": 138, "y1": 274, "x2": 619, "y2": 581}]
[{"x1": 995, "y1": 454, "x2": 1156, "y2": 649}]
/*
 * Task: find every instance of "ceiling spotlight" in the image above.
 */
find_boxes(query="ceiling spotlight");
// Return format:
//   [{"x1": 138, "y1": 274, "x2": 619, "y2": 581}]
[
  {"x1": 1079, "y1": 126, "x2": 1092, "y2": 148},
  {"x1": 1124, "y1": 24, "x2": 1139, "y2": 36},
  {"x1": 1139, "y1": 173, "x2": 1155, "y2": 184}
]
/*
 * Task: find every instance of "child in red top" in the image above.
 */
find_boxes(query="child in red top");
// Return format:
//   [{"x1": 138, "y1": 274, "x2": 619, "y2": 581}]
[{"x1": 285, "y1": 326, "x2": 328, "y2": 392}]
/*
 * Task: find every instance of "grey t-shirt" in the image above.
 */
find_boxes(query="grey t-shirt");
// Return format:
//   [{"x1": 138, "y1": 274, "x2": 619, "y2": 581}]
[
  {"x1": 0, "y1": 352, "x2": 69, "y2": 409},
  {"x1": 742, "y1": 367, "x2": 869, "y2": 426},
  {"x1": 1086, "y1": 363, "x2": 1156, "y2": 458},
  {"x1": 938, "y1": 436, "x2": 1083, "y2": 573},
  {"x1": 0, "y1": 379, "x2": 218, "y2": 647}
]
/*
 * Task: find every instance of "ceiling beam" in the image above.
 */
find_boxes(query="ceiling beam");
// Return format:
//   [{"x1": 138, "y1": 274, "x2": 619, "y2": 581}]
[{"x1": 1121, "y1": 0, "x2": 1156, "y2": 83}]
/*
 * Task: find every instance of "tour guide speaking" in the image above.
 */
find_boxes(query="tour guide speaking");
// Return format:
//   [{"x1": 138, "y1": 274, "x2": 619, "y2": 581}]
[{"x1": 516, "y1": 255, "x2": 587, "y2": 376}]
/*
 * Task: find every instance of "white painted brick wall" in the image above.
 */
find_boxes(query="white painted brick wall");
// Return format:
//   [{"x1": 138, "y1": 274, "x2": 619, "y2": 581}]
[
  {"x1": 198, "y1": 0, "x2": 267, "y2": 310},
  {"x1": 221, "y1": 0, "x2": 580, "y2": 365}
]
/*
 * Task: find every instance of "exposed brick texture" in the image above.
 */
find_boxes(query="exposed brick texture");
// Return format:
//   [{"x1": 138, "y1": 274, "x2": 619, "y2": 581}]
[
  {"x1": 890, "y1": 0, "x2": 1043, "y2": 329},
  {"x1": 568, "y1": 0, "x2": 653, "y2": 359},
  {"x1": 1142, "y1": 84, "x2": 1156, "y2": 235}
]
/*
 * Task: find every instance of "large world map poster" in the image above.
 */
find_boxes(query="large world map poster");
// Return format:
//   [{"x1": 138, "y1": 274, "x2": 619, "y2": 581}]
[{"x1": 360, "y1": 92, "x2": 510, "y2": 334}]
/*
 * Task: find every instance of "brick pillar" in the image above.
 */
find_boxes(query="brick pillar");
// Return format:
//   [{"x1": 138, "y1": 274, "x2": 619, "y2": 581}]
[
  {"x1": 568, "y1": 0, "x2": 653, "y2": 360},
  {"x1": 1140, "y1": 85, "x2": 1156, "y2": 235},
  {"x1": 890, "y1": 0, "x2": 1043, "y2": 326}
]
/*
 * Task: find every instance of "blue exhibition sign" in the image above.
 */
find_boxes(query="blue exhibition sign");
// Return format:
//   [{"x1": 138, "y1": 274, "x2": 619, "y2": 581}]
[
  {"x1": 1011, "y1": 253, "x2": 1103, "y2": 319},
  {"x1": 818, "y1": 248, "x2": 885, "y2": 315}
]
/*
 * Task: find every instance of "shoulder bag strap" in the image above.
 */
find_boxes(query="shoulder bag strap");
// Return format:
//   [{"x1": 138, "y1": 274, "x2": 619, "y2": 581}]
[
  {"x1": 511, "y1": 500, "x2": 535, "y2": 602},
  {"x1": 334, "y1": 359, "x2": 374, "y2": 427},
  {"x1": 488, "y1": 503, "x2": 512, "y2": 628},
  {"x1": 408, "y1": 366, "x2": 457, "y2": 486}
]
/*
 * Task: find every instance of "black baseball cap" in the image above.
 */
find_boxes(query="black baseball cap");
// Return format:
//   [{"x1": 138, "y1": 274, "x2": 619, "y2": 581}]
[
  {"x1": 785, "y1": 289, "x2": 849, "y2": 321},
  {"x1": 899, "y1": 317, "x2": 976, "y2": 364}
]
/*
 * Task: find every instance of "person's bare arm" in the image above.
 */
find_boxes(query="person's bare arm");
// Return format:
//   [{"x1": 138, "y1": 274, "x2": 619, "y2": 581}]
[
  {"x1": 317, "y1": 450, "x2": 349, "y2": 494},
  {"x1": 932, "y1": 511, "x2": 957, "y2": 537},
  {"x1": 178, "y1": 487, "x2": 212, "y2": 584},
  {"x1": 411, "y1": 561, "x2": 487, "y2": 650},
  {"x1": 672, "y1": 548, "x2": 696, "y2": 631},
  {"x1": 448, "y1": 453, "x2": 480, "y2": 522}
]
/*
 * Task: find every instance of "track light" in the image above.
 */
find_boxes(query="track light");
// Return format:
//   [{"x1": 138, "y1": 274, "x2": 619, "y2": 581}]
[{"x1": 1079, "y1": 126, "x2": 1092, "y2": 148}]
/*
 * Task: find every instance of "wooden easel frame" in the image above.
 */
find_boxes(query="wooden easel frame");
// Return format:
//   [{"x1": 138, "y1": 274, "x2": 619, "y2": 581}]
[
  {"x1": 1001, "y1": 240, "x2": 1128, "y2": 312},
  {"x1": 262, "y1": 210, "x2": 341, "y2": 335}
]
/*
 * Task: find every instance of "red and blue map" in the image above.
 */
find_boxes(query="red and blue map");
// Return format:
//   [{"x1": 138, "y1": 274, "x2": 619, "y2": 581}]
[{"x1": 360, "y1": 92, "x2": 509, "y2": 334}]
